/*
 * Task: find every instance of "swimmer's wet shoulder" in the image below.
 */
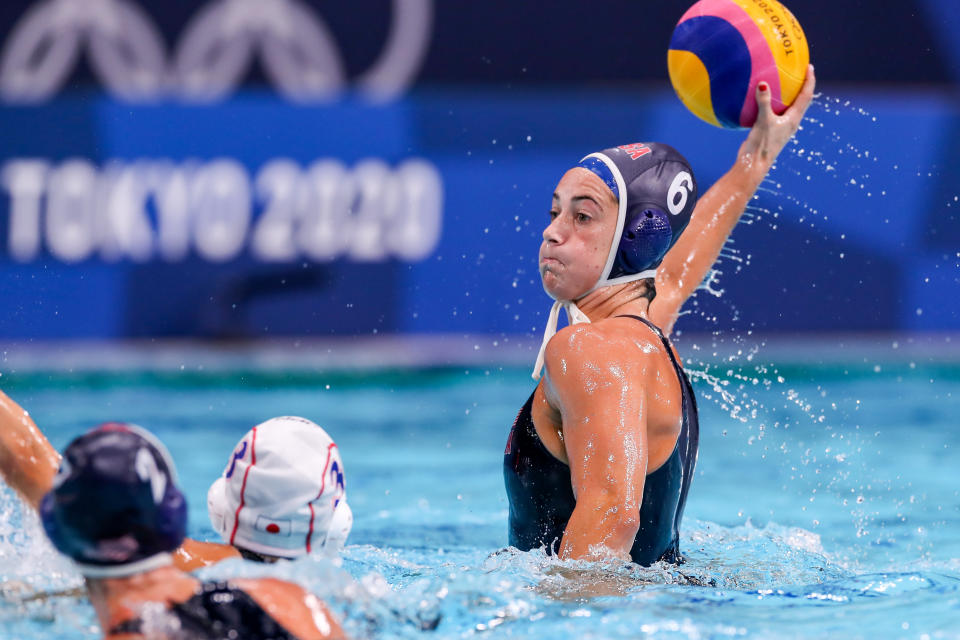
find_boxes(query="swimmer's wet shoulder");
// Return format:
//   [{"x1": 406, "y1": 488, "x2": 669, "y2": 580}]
[
  {"x1": 231, "y1": 578, "x2": 342, "y2": 640},
  {"x1": 539, "y1": 317, "x2": 683, "y2": 470},
  {"x1": 107, "y1": 578, "x2": 342, "y2": 640}
]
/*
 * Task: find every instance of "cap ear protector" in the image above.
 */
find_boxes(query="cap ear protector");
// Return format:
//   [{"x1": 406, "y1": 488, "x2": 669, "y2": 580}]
[
  {"x1": 207, "y1": 475, "x2": 228, "y2": 538},
  {"x1": 40, "y1": 423, "x2": 187, "y2": 578},
  {"x1": 326, "y1": 499, "x2": 353, "y2": 551},
  {"x1": 611, "y1": 207, "x2": 673, "y2": 279},
  {"x1": 207, "y1": 474, "x2": 351, "y2": 554}
]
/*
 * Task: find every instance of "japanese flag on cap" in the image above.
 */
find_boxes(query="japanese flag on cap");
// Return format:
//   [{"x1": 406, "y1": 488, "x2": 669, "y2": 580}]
[{"x1": 207, "y1": 416, "x2": 351, "y2": 558}]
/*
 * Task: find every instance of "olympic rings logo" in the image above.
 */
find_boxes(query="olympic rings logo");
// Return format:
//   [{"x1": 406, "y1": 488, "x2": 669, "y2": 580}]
[{"x1": 0, "y1": 0, "x2": 434, "y2": 103}]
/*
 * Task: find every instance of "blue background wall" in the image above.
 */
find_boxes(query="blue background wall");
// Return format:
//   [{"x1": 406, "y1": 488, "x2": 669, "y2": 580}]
[{"x1": 1, "y1": 0, "x2": 958, "y2": 339}]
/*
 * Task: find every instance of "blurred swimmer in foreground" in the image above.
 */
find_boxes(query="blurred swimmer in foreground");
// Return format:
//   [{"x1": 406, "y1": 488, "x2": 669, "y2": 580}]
[
  {"x1": 40, "y1": 422, "x2": 345, "y2": 639},
  {"x1": 504, "y1": 67, "x2": 816, "y2": 565},
  {"x1": 0, "y1": 391, "x2": 351, "y2": 570}
]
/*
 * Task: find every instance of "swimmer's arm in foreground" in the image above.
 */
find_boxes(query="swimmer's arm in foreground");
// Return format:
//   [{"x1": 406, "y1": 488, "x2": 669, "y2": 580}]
[
  {"x1": 650, "y1": 64, "x2": 817, "y2": 336},
  {"x1": 97, "y1": 575, "x2": 346, "y2": 640},
  {"x1": 0, "y1": 390, "x2": 59, "y2": 509},
  {"x1": 543, "y1": 328, "x2": 648, "y2": 561},
  {"x1": 0, "y1": 389, "x2": 240, "y2": 570}
]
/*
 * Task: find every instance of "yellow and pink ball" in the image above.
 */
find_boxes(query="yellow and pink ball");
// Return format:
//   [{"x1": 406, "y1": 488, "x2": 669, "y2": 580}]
[{"x1": 668, "y1": 0, "x2": 810, "y2": 128}]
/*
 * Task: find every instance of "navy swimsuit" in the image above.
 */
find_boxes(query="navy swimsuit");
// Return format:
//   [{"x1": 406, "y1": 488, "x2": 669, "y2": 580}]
[
  {"x1": 503, "y1": 315, "x2": 699, "y2": 566},
  {"x1": 108, "y1": 581, "x2": 296, "y2": 639}
]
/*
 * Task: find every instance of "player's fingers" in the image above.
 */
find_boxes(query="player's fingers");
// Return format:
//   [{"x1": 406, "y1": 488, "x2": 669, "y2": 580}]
[
  {"x1": 753, "y1": 80, "x2": 774, "y2": 128},
  {"x1": 786, "y1": 64, "x2": 816, "y2": 124}
]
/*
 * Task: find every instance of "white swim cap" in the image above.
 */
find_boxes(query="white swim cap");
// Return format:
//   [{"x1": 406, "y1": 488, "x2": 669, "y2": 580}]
[{"x1": 207, "y1": 416, "x2": 351, "y2": 558}]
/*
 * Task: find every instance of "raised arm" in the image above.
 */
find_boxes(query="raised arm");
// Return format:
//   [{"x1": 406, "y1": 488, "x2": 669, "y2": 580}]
[
  {"x1": 0, "y1": 390, "x2": 60, "y2": 508},
  {"x1": 543, "y1": 327, "x2": 648, "y2": 561},
  {"x1": 1, "y1": 389, "x2": 239, "y2": 570},
  {"x1": 650, "y1": 65, "x2": 817, "y2": 335}
]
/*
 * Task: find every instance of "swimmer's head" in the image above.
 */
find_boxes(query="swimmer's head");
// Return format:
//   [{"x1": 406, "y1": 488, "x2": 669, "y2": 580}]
[
  {"x1": 207, "y1": 416, "x2": 351, "y2": 561},
  {"x1": 541, "y1": 142, "x2": 697, "y2": 302},
  {"x1": 40, "y1": 423, "x2": 187, "y2": 578}
]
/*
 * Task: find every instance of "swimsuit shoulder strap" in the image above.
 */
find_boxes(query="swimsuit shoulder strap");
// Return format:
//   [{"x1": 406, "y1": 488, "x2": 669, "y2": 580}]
[
  {"x1": 106, "y1": 581, "x2": 234, "y2": 637},
  {"x1": 615, "y1": 315, "x2": 684, "y2": 373},
  {"x1": 108, "y1": 618, "x2": 142, "y2": 636}
]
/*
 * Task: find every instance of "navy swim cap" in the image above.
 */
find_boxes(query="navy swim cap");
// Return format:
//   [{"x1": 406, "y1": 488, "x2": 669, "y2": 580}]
[
  {"x1": 577, "y1": 142, "x2": 697, "y2": 289},
  {"x1": 40, "y1": 423, "x2": 187, "y2": 578},
  {"x1": 532, "y1": 142, "x2": 698, "y2": 380}
]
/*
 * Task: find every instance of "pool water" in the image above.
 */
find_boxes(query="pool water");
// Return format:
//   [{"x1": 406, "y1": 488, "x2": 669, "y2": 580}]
[{"x1": 1, "y1": 349, "x2": 959, "y2": 639}]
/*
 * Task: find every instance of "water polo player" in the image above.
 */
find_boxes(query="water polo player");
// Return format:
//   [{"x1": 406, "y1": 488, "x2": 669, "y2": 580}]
[
  {"x1": 202, "y1": 416, "x2": 353, "y2": 565},
  {"x1": 504, "y1": 67, "x2": 816, "y2": 564},
  {"x1": 0, "y1": 391, "x2": 351, "y2": 570},
  {"x1": 40, "y1": 422, "x2": 345, "y2": 639}
]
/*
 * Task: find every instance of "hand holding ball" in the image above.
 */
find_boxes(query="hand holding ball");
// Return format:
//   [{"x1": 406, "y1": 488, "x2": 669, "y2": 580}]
[{"x1": 668, "y1": 0, "x2": 809, "y2": 128}]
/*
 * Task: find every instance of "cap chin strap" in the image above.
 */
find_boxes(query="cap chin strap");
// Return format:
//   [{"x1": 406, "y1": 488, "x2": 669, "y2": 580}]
[
  {"x1": 532, "y1": 151, "x2": 658, "y2": 380},
  {"x1": 74, "y1": 552, "x2": 174, "y2": 579},
  {"x1": 531, "y1": 299, "x2": 591, "y2": 381},
  {"x1": 207, "y1": 476, "x2": 228, "y2": 540},
  {"x1": 531, "y1": 268, "x2": 657, "y2": 380}
]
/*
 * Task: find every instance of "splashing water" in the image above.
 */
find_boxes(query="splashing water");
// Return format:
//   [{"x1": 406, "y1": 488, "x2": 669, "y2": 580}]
[
  {"x1": 669, "y1": 89, "x2": 960, "y2": 590},
  {"x1": 678, "y1": 90, "x2": 915, "y2": 438},
  {"x1": 0, "y1": 363, "x2": 957, "y2": 638}
]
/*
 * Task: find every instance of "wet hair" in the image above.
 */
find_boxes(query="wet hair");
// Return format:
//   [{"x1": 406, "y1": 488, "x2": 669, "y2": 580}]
[
  {"x1": 236, "y1": 547, "x2": 283, "y2": 564},
  {"x1": 638, "y1": 278, "x2": 656, "y2": 303}
]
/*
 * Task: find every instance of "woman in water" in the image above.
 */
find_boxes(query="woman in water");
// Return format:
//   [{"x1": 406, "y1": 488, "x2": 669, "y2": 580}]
[
  {"x1": 40, "y1": 422, "x2": 344, "y2": 639},
  {"x1": 504, "y1": 68, "x2": 816, "y2": 564},
  {"x1": 0, "y1": 392, "x2": 351, "y2": 570}
]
